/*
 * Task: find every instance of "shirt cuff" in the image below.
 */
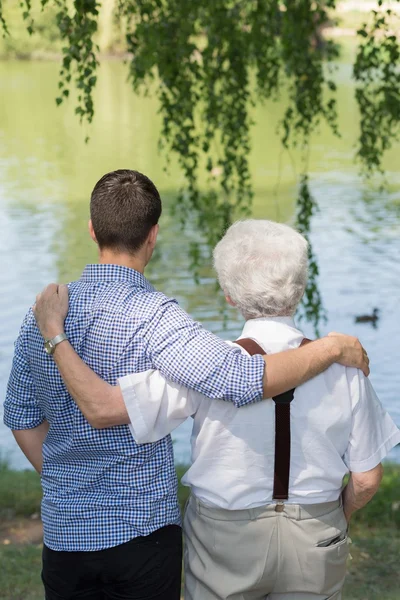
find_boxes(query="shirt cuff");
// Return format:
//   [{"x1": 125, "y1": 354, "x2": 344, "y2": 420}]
[
  {"x1": 118, "y1": 374, "x2": 149, "y2": 444},
  {"x1": 3, "y1": 410, "x2": 45, "y2": 431},
  {"x1": 346, "y1": 430, "x2": 400, "y2": 473}
]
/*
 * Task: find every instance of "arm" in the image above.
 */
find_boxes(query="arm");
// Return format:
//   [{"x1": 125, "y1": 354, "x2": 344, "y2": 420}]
[
  {"x1": 32, "y1": 284, "x2": 369, "y2": 428},
  {"x1": 35, "y1": 329, "x2": 369, "y2": 430},
  {"x1": 47, "y1": 339, "x2": 129, "y2": 428},
  {"x1": 343, "y1": 464, "x2": 383, "y2": 522},
  {"x1": 342, "y1": 370, "x2": 400, "y2": 521},
  {"x1": 143, "y1": 301, "x2": 369, "y2": 403},
  {"x1": 254, "y1": 333, "x2": 368, "y2": 398},
  {"x1": 12, "y1": 421, "x2": 49, "y2": 474},
  {"x1": 4, "y1": 311, "x2": 47, "y2": 467},
  {"x1": 344, "y1": 370, "x2": 400, "y2": 472}
]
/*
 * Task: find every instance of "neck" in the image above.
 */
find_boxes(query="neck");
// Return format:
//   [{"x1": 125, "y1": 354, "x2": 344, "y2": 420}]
[{"x1": 98, "y1": 249, "x2": 146, "y2": 274}]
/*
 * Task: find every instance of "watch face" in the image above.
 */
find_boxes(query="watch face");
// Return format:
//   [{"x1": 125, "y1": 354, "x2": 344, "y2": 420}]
[{"x1": 44, "y1": 340, "x2": 54, "y2": 355}]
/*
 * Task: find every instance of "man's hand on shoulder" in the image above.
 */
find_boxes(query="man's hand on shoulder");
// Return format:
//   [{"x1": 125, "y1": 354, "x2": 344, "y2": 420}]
[
  {"x1": 33, "y1": 283, "x2": 69, "y2": 339},
  {"x1": 327, "y1": 332, "x2": 370, "y2": 377}
]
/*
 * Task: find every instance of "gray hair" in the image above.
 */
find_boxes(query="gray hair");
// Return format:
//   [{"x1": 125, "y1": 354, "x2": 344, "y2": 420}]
[{"x1": 213, "y1": 219, "x2": 309, "y2": 319}]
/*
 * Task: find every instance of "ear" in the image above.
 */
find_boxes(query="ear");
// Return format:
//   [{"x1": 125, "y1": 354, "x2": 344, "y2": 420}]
[
  {"x1": 88, "y1": 219, "x2": 98, "y2": 244},
  {"x1": 148, "y1": 224, "x2": 159, "y2": 249},
  {"x1": 225, "y1": 295, "x2": 236, "y2": 307}
]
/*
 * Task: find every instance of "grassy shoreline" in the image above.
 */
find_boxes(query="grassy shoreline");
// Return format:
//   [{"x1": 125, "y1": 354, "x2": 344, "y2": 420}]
[{"x1": 0, "y1": 462, "x2": 399, "y2": 599}]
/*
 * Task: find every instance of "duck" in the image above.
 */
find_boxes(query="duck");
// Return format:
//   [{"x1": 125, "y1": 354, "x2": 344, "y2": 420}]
[{"x1": 355, "y1": 308, "x2": 379, "y2": 325}]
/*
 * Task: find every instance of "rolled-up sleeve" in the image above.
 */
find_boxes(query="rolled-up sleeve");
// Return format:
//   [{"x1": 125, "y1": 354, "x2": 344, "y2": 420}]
[
  {"x1": 144, "y1": 299, "x2": 265, "y2": 407},
  {"x1": 344, "y1": 370, "x2": 400, "y2": 473},
  {"x1": 119, "y1": 370, "x2": 201, "y2": 444},
  {"x1": 3, "y1": 319, "x2": 44, "y2": 430}
]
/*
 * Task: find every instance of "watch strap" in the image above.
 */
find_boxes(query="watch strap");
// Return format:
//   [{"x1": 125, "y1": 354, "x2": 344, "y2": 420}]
[
  {"x1": 50, "y1": 333, "x2": 68, "y2": 346},
  {"x1": 45, "y1": 333, "x2": 68, "y2": 355}
]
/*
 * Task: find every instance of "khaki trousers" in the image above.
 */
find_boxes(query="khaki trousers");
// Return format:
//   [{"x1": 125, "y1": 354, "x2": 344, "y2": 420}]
[{"x1": 183, "y1": 495, "x2": 349, "y2": 600}]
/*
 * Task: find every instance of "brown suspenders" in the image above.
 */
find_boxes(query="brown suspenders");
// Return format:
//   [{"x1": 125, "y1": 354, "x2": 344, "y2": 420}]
[{"x1": 234, "y1": 336, "x2": 311, "y2": 501}]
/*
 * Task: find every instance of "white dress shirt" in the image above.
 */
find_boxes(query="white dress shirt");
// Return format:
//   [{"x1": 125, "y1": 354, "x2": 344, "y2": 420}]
[{"x1": 119, "y1": 317, "x2": 400, "y2": 509}]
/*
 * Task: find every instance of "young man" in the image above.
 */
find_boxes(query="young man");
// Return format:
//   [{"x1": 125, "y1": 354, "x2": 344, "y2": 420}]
[{"x1": 10, "y1": 170, "x2": 368, "y2": 600}]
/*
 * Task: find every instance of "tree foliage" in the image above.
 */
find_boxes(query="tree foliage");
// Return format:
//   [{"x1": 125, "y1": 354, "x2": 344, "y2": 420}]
[
  {"x1": 1, "y1": 0, "x2": 400, "y2": 331},
  {"x1": 354, "y1": 1, "x2": 400, "y2": 175}
]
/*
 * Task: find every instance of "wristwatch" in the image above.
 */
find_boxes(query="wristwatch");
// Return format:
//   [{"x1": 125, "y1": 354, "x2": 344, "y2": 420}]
[{"x1": 44, "y1": 333, "x2": 68, "y2": 356}]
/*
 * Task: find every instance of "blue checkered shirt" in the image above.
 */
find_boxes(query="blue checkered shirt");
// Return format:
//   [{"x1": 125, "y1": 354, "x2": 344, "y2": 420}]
[{"x1": 4, "y1": 264, "x2": 264, "y2": 551}]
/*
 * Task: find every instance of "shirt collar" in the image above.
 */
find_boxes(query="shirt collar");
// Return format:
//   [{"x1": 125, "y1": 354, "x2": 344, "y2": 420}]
[
  {"x1": 80, "y1": 264, "x2": 154, "y2": 292},
  {"x1": 239, "y1": 316, "x2": 305, "y2": 353}
]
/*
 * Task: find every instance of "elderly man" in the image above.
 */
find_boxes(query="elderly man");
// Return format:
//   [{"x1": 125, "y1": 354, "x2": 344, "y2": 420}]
[
  {"x1": 118, "y1": 220, "x2": 399, "y2": 599},
  {"x1": 5, "y1": 170, "x2": 369, "y2": 600},
  {"x1": 35, "y1": 219, "x2": 399, "y2": 600},
  {"x1": 117, "y1": 219, "x2": 399, "y2": 599}
]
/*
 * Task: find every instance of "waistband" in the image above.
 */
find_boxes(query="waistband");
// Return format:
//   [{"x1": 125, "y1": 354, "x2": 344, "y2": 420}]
[{"x1": 189, "y1": 495, "x2": 342, "y2": 522}]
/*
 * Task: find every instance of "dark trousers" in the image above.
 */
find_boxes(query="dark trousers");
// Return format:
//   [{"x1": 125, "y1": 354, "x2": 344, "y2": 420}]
[{"x1": 42, "y1": 525, "x2": 182, "y2": 600}]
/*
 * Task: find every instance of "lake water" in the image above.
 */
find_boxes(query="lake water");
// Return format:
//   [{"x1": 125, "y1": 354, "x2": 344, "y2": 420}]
[{"x1": 0, "y1": 58, "x2": 399, "y2": 469}]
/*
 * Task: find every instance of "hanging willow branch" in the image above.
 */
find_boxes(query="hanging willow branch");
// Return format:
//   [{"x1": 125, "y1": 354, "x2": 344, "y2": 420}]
[
  {"x1": 52, "y1": 0, "x2": 99, "y2": 125},
  {"x1": 2, "y1": 0, "x2": 400, "y2": 330},
  {"x1": 354, "y1": 0, "x2": 400, "y2": 175},
  {"x1": 296, "y1": 174, "x2": 326, "y2": 335},
  {"x1": 0, "y1": 0, "x2": 9, "y2": 33}
]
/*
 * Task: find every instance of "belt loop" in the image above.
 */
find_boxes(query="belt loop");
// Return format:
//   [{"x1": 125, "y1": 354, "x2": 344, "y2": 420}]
[{"x1": 296, "y1": 504, "x2": 301, "y2": 521}]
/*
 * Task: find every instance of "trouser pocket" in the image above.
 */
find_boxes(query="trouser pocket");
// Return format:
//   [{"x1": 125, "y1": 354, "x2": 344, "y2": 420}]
[{"x1": 302, "y1": 508, "x2": 349, "y2": 597}]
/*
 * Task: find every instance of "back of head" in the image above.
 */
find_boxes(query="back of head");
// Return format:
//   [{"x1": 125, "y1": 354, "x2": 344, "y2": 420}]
[
  {"x1": 213, "y1": 219, "x2": 308, "y2": 319},
  {"x1": 90, "y1": 169, "x2": 162, "y2": 254}
]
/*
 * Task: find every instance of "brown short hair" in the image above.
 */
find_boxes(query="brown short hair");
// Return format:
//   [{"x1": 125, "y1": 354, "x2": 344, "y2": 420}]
[{"x1": 90, "y1": 169, "x2": 162, "y2": 254}]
